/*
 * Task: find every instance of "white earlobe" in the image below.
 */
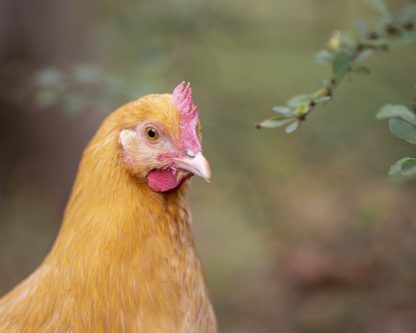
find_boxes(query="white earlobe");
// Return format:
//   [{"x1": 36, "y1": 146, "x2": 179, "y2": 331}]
[
  {"x1": 119, "y1": 129, "x2": 138, "y2": 165},
  {"x1": 119, "y1": 129, "x2": 137, "y2": 149}
]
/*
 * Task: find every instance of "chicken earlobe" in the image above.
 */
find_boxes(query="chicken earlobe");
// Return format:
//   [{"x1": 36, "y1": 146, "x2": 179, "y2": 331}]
[{"x1": 119, "y1": 129, "x2": 138, "y2": 166}]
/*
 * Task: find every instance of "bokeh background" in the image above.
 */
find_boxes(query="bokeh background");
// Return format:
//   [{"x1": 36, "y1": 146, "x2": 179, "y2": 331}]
[{"x1": 1, "y1": 0, "x2": 416, "y2": 332}]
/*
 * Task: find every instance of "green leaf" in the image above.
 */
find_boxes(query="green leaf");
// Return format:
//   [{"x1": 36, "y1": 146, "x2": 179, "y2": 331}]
[
  {"x1": 353, "y1": 66, "x2": 371, "y2": 75},
  {"x1": 400, "y1": 158, "x2": 416, "y2": 176},
  {"x1": 398, "y1": 5, "x2": 416, "y2": 23},
  {"x1": 389, "y1": 119, "x2": 416, "y2": 145},
  {"x1": 388, "y1": 159, "x2": 402, "y2": 176},
  {"x1": 315, "y1": 50, "x2": 334, "y2": 65},
  {"x1": 267, "y1": 113, "x2": 293, "y2": 121},
  {"x1": 355, "y1": 20, "x2": 368, "y2": 40},
  {"x1": 285, "y1": 121, "x2": 299, "y2": 134},
  {"x1": 287, "y1": 94, "x2": 310, "y2": 108},
  {"x1": 313, "y1": 95, "x2": 331, "y2": 104},
  {"x1": 376, "y1": 105, "x2": 416, "y2": 125},
  {"x1": 258, "y1": 117, "x2": 295, "y2": 129},
  {"x1": 354, "y1": 50, "x2": 373, "y2": 64},
  {"x1": 332, "y1": 51, "x2": 352, "y2": 82},
  {"x1": 388, "y1": 157, "x2": 416, "y2": 177},
  {"x1": 272, "y1": 106, "x2": 293, "y2": 115},
  {"x1": 366, "y1": 0, "x2": 390, "y2": 18}
]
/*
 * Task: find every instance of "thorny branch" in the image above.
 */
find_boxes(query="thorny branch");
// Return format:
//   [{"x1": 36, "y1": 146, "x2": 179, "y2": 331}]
[{"x1": 256, "y1": 1, "x2": 416, "y2": 134}]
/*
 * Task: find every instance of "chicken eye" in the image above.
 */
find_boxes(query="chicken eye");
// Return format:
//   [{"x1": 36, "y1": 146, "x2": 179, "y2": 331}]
[{"x1": 145, "y1": 127, "x2": 159, "y2": 141}]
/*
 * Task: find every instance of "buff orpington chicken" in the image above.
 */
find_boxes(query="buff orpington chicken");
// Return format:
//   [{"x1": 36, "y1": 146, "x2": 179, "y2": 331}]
[{"x1": 0, "y1": 82, "x2": 217, "y2": 333}]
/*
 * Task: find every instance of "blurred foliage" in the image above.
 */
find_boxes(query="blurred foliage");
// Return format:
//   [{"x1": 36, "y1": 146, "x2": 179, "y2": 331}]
[
  {"x1": 33, "y1": 65, "x2": 141, "y2": 115},
  {"x1": 2, "y1": 0, "x2": 416, "y2": 332},
  {"x1": 377, "y1": 96, "x2": 416, "y2": 179},
  {"x1": 258, "y1": 0, "x2": 416, "y2": 135}
]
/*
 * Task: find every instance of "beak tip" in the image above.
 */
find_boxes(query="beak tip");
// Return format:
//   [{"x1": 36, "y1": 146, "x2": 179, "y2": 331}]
[{"x1": 172, "y1": 151, "x2": 211, "y2": 183}]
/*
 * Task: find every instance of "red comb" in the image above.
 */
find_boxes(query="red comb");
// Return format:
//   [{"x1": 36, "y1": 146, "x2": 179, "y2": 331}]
[{"x1": 172, "y1": 81, "x2": 201, "y2": 152}]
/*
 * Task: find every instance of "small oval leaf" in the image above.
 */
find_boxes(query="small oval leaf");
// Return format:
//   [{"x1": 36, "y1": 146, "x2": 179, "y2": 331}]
[
  {"x1": 287, "y1": 94, "x2": 310, "y2": 108},
  {"x1": 285, "y1": 121, "x2": 299, "y2": 134},
  {"x1": 388, "y1": 157, "x2": 416, "y2": 178},
  {"x1": 366, "y1": 0, "x2": 390, "y2": 18},
  {"x1": 315, "y1": 50, "x2": 334, "y2": 65},
  {"x1": 313, "y1": 95, "x2": 331, "y2": 104},
  {"x1": 355, "y1": 20, "x2": 368, "y2": 40},
  {"x1": 258, "y1": 118, "x2": 295, "y2": 129},
  {"x1": 398, "y1": 4, "x2": 416, "y2": 23},
  {"x1": 377, "y1": 105, "x2": 416, "y2": 125},
  {"x1": 389, "y1": 119, "x2": 416, "y2": 144},
  {"x1": 354, "y1": 50, "x2": 373, "y2": 65},
  {"x1": 272, "y1": 106, "x2": 293, "y2": 115},
  {"x1": 332, "y1": 51, "x2": 352, "y2": 82}
]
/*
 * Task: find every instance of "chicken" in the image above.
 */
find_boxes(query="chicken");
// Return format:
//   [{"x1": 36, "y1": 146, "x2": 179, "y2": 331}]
[{"x1": 0, "y1": 82, "x2": 217, "y2": 333}]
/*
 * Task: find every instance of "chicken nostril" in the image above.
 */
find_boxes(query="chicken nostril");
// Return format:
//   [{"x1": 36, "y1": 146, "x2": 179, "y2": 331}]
[{"x1": 185, "y1": 150, "x2": 195, "y2": 158}]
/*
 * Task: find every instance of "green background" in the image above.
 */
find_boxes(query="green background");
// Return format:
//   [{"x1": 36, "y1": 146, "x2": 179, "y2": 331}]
[{"x1": 0, "y1": 0, "x2": 415, "y2": 332}]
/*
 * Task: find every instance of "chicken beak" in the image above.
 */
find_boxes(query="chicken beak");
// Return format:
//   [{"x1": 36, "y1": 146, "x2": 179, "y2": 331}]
[{"x1": 172, "y1": 152, "x2": 211, "y2": 182}]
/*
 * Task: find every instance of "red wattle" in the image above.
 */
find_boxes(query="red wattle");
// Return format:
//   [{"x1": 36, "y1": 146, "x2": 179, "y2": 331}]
[{"x1": 147, "y1": 169, "x2": 181, "y2": 192}]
